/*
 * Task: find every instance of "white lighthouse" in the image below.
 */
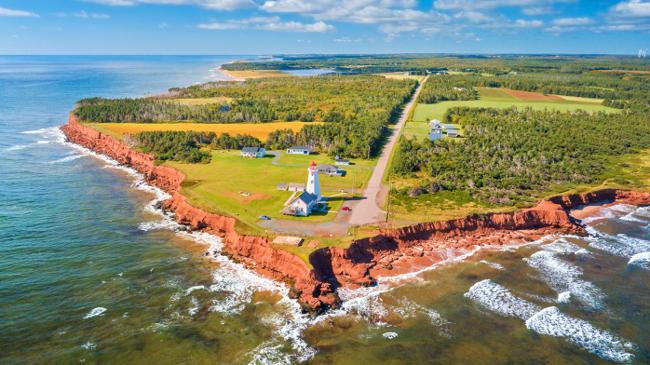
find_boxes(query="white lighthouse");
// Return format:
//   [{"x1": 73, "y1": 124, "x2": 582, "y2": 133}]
[{"x1": 306, "y1": 161, "x2": 321, "y2": 201}]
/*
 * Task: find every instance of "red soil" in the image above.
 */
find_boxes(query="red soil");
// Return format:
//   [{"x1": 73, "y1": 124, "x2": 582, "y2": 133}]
[
  {"x1": 503, "y1": 88, "x2": 564, "y2": 101},
  {"x1": 61, "y1": 114, "x2": 650, "y2": 312}
]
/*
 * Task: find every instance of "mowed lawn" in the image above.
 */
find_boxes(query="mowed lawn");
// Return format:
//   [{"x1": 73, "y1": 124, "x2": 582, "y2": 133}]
[
  {"x1": 166, "y1": 151, "x2": 374, "y2": 233},
  {"x1": 86, "y1": 121, "x2": 316, "y2": 142},
  {"x1": 406, "y1": 87, "x2": 618, "y2": 139}
]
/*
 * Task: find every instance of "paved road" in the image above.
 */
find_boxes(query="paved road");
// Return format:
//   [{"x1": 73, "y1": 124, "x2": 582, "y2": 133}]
[{"x1": 349, "y1": 76, "x2": 428, "y2": 226}]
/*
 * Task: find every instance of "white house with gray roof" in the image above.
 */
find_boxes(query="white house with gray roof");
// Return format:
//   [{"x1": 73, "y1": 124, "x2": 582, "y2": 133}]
[
  {"x1": 240, "y1": 146, "x2": 266, "y2": 158},
  {"x1": 286, "y1": 146, "x2": 311, "y2": 155}
]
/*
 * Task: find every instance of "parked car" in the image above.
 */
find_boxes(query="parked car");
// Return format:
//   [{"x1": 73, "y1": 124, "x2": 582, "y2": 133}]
[
  {"x1": 258, "y1": 215, "x2": 271, "y2": 220},
  {"x1": 341, "y1": 206, "x2": 351, "y2": 212}
]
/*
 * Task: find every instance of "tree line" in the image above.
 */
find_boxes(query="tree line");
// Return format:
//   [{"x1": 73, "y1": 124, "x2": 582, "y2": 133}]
[
  {"x1": 392, "y1": 107, "x2": 650, "y2": 206},
  {"x1": 75, "y1": 75, "x2": 417, "y2": 159}
]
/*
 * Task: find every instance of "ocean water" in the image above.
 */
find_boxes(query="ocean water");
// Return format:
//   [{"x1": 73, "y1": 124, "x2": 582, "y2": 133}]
[{"x1": 1, "y1": 56, "x2": 649, "y2": 365}]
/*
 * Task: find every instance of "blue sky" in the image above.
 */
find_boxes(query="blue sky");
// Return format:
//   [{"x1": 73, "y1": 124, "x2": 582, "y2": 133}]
[{"x1": 0, "y1": 0, "x2": 649, "y2": 54}]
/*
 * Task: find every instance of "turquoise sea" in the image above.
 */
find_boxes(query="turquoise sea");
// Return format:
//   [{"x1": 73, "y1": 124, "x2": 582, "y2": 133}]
[{"x1": 1, "y1": 56, "x2": 649, "y2": 364}]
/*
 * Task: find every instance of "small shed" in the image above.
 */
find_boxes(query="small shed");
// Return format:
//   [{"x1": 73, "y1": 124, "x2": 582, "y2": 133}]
[
  {"x1": 317, "y1": 164, "x2": 344, "y2": 177},
  {"x1": 287, "y1": 183, "x2": 305, "y2": 192},
  {"x1": 335, "y1": 155, "x2": 350, "y2": 166},
  {"x1": 286, "y1": 146, "x2": 311, "y2": 155}
]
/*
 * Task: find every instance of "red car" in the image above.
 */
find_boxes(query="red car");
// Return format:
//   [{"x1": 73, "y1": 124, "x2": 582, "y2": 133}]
[{"x1": 342, "y1": 206, "x2": 351, "y2": 212}]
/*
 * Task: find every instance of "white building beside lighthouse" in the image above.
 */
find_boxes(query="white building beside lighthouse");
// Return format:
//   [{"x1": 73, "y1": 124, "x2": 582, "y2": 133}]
[{"x1": 283, "y1": 161, "x2": 321, "y2": 216}]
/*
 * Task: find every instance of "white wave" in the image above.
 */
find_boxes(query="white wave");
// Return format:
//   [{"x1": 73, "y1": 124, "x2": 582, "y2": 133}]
[
  {"x1": 247, "y1": 343, "x2": 291, "y2": 365},
  {"x1": 188, "y1": 297, "x2": 200, "y2": 316},
  {"x1": 525, "y1": 307, "x2": 635, "y2": 363},
  {"x1": 541, "y1": 238, "x2": 582, "y2": 254},
  {"x1": 628, "y1": 252, "x2": 650, "y2": 270},
  {"x1": 524, "y1": 250, "x2": 604, "y2": 310},
  {"x1": 61, "y1": 130, "x2": 316, "y2": 364},
  {"x1": 479, "y1": 260, "x2": 505, "y2": 270},
  {"x1": 382, "y1": 332, "x2": 398, "y2": 339},
  {"x1": 4, "y1": 144, "x2": 29, "y2": 152},
  {"x1": 621, "y1": 206, "x2": 650, "y2": 224},
  {"x1": 557, "y1": 291, "x2": 571, "y2": 303},
  {"x1": 185, "y1": 285, "x2": 206, "y2": 295},
  {"x1": 466, "y1": 279, "x2": 635, "y2": 363},
  {"x1": 585, "y1": 226, "x2": 650, "y2": 258},
  {"x1": 81, "y1": 342, "x2": 97, "y2": 351},
  {"x1": 464, "y1": 279, "x2": 541, "y2": 320},
  {"x1": 580, "y1": 204, "x2": 638, "y2": 224},
  {"x1": 49, "y1": 153, "x2": 84, "y2": 164},
  {"x1": 22, "y1": 126, "x2": 68, "y2": 144},
  {"x1": 84, "y1": 307, "x2": 107, "y2": 319}
]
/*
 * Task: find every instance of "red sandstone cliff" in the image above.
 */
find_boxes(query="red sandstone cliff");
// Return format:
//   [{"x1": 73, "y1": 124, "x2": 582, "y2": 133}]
[
  {"x1": 62, "y1": 115, "x2": 335, "y2": 311},
  {"x1": 61, "y1": 114, "x2": 650, "y2": 311}
]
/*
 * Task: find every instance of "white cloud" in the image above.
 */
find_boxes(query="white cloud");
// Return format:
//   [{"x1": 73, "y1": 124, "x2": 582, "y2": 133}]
[
  {"x1": 333, "y1": 36, "x2": 361, "y2": 42},
  {"x1": 611, "y1": 0, "x2": 650, "y2": 18},
  {"x1": 522, "y1": 6, "x2": 553, "y2": 15},
  {"x1": 454, "y1": 11, "x2": 492, "y2": 23},
  {"x1": 513, "y1": 19, "x2": 544, "y2": 27},
  {"x1": 88, "y1": 0, "x2": 254, "y2": 10},
  {"x1": 551, "y1": 17, "x2": 592, "y2": 26},
  {"x1": 198, "y1": 16, "x2": 334, "y2": 32},
  {"x1": 434, "y1": 0, "x2": 573, "y2": 10},
  {"x1": 0, "y1": 6, "x2": 39, "y2": 17},
  {"x1": 55, "y1": 10, "x2": 111, "y2": 19}
]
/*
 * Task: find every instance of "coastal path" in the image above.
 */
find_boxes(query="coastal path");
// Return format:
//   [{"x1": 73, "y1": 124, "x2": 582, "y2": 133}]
[{"x1": 349, "y1": 76, "x2": 429, "y2": 226}]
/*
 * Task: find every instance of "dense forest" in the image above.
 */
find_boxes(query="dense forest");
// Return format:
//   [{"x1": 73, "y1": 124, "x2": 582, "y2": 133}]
[
  {"x1": 392, "y1": 108, "x2": 650, "y2": 206},
  {"x1": 133, "y1": 131, "x2": 264, "y2": 163},
  {"x1": 223, "y1": 54, "x2": 650, "y2": 75},
  {"x1": 75, "y1": 75, "x2": 416, "y2": 159},
  {"x1": 417, "y1": 76, "x2": 478, "y2": 104}
]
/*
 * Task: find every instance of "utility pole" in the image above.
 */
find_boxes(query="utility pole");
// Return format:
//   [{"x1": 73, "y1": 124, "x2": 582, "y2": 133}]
[{"x1": 385, "y1": 174, "x2": 391, "y2": 223}]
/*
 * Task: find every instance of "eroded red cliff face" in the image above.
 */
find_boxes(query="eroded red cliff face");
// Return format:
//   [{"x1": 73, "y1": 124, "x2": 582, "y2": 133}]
[
  {"x1": 61, "y1": 114, "x2": 650, "y2": 311},
  {"x1": 62, "y1": 115, "x2": 335, "y2": 311}
]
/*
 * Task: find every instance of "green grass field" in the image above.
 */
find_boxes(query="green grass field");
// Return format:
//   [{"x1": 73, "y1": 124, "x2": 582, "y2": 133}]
[
  {"x1": 405, "y1": 87, "x2": 618, "y2": 139},
  {"x1": 391, "y1": 86, "x2": 628, "y2": 224},
  {"x1": 166, "y1": 151, "x2": 374, "y2": 234}
]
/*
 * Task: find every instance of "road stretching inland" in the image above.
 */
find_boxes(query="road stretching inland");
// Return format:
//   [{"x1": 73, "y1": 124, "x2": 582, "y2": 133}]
[{"x1": 349, "y1": 76, "x2": 429, "y2": 226}]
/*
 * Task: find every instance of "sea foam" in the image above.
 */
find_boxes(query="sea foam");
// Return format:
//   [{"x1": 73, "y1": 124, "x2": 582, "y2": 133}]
[
  {"x1": 84, "y1": 307, "x2": 107, "y2": 319},
  {"x1": 524, "y1": 248, "x2": 604, "y2": 310},
  {"x1": 585, "y1": 226, "x2": 650, "y2": 258},
  {"x1": 525, "y1": 306, "x2": 635, "y2": 363},
  {"x1": 465, "y1": 280, "x2": 636, "y2": 363},
  {"x1": 464, "y1": 279, "x2": 541, "y2": 320},
  {"x1": 628, "y1": 252, "x2": 650, "y2": 270}
]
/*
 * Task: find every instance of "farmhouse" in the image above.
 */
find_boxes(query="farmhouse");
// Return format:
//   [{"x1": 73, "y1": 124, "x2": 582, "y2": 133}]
[
  {"x1": 335, "y1": 155, "x2": 350, "y2": 166},
  {"x1": 429, "y1": 119, "x2": 443, "y2": 141},
  {"x1": 283, "y1": 161, "x2": 321, "y2": 216},
  {"x1": 317, "y1": 164, "x2": 344, "y2": 177},
  {"x1": 241, "y1": 146, "x2": 266, "y2": 158},
  {"x1": 442, "y1": 124, "x2": 459, "y2": 138},
  {"x1": 286, "y1": 146, "x2": 311, "y2": 155},
  {"x1": 283, "y1": 191, "x2": 319, "y2": 216}
]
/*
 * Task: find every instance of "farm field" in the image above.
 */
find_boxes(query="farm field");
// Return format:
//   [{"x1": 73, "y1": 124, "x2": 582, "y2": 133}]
[
  {"x1": 166, "y1": 150, "x2": 375, "y2": 234},
  {"x1": 376, "y1": 72, "x2": 425, "y2": 81},
  {"x1": 223, "y1": 69, "x2": 289, "y2": 79},
  {"x1": 406, "y1": 87, "x2": 618, "y2": 139},
  {"x1": 85, "y1": 121, "x2": 315, "y2": 141}
]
